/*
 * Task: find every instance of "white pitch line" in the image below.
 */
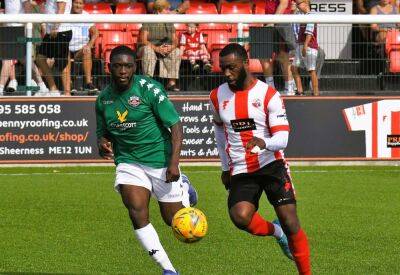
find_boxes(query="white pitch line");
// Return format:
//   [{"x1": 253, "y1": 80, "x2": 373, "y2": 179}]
[{"x1": 0, "y1": 169, "x2": 400, "y2": 176}]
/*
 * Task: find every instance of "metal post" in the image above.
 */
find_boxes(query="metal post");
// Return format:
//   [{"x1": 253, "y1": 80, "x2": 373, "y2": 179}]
[
  {"x1": 25, "y1": 22, "x2": 33, "y2": 96},
  {"x1": 237, "y1": 23, "x2": 244, "y2": 46}
]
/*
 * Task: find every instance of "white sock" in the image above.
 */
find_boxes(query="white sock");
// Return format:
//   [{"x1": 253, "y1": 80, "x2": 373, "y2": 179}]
[
  {"x1": 289, "y1": 79, "x2": 296, "y2": 91},
  {"x1": 273, "y1": 223, "x2": 284, "y2": 239},
  {"x1": 284, "y1": 81, "x2": 290, "y2": 90},
  {"x1": 265, "y1": 76, "x2": 275, "y2": 88},
  {"x1": 134, "y1": 223, "x2": 176, "y2": 272},
  {"x1": 38, "y1": 81, "x2": 48, "y2": 91},
  {"x1": 0, "y1": 84, "x2": 4, "y2": 94}
]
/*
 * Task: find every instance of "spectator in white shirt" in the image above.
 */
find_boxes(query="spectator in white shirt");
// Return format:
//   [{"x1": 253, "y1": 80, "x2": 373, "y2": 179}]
[{"x1": 65, "y1": 0, "x2": 99, "y2": 94}]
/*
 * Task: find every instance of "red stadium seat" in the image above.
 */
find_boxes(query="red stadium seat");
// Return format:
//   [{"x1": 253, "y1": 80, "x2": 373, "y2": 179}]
[
  {"x1": 254, "y1": 0, "x2": 266, "y2": 14},
  {"x1": 386, "y1": 30, "x2": 400, "y2": 73},
  {"x1": 187, "y1": 3, "x2": 218, "y2": 14},
  {"x1": 220, "y1": 2, "x2": 252, "y2": 14},
  {"x1": 96, "y1": 23, "x2": 126, "y2": 32},
  {"x1": 84, "y1": 3, "x2": 113, "y2": 14},
  {"x1": 101, "y1": 32, "x2": 136, "y2": 73},
  {"x1": 126, "y1": 23, "x2": 143, "y2": 36},
  {"x1": 198, "y1": 23, "x2": 231, "y2": 31},
  {"x1": 115, "y1": 3, "x2": 147, "y2": 14}
]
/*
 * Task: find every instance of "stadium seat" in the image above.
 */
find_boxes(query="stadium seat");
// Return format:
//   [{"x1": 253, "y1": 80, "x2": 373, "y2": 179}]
[
  {"x1": 385, "y1": 30, "x2": 400, "y2": 73},
  {"x1": 254, "y1": 0, "x2": 266, "y2": 14},
  {"x1": 84, "y1": 3, "x2": 113, "y2": 14},
  {"x1": 101, "y1": 32, "x2": 136, "y2": 73},
  {"x1": 96, "y1": 23, "x2": 126, "y2": 32},
  {"x1": 187, "y1": 3, "x2": 218, "y2": 14},
  {"x1": 115, "y1": 3, "x2": 147, "y2": 14},
  {"x1": 220, "y1": 2, "x2": 252, "y2": 14},
  {"x1": 126, "y1": 23, "x2": 143, "y2": 36}
]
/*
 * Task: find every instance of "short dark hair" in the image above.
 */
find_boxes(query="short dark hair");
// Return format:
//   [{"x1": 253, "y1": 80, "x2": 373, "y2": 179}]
[
  {"x1": 110, "y1": 45, "x2": 136, "y2": 63},
  {"x1": 219, "y1": 43, "x2": 248, "y2": 61}
]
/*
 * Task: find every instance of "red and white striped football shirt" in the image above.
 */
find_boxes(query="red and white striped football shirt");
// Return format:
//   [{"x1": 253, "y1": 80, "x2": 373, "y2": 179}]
[{"x1": 210, "y1": 79, "x2": 290, "y2": 175}]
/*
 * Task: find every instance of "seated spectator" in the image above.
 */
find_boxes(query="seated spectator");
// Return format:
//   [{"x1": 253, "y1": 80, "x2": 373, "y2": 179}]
[
  {"x1": 67, "y1": 0, "x2": 99, "y2": 94},
  {"x1": 356, "y1": 0, "x2": 381, "y2": 14},
  {"x1": 1, "y1": 0, "x2": 48, "y2": 95},
  {"x1": 370, "y1": 0, "x2": 399, "y2": 46},
  {"x1": 179, "y1": 23, "x2": 212, "y2": 72},
  {"x1": 35, "y1": 0, "x2": 72, "y2": 96},
  {"x1": 147, "y1": 0, "x2": 189, "y2": 14},
  {"x1": 138, "y1": 0, "x2": 181, "y2": 91}
]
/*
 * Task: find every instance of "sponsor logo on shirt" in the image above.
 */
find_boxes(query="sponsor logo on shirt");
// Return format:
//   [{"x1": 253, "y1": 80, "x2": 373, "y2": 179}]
[
  {"x1": 128, "y1": 96, "x2": 140, "y2": 107},
  {"x1": 116, "y1": 110, "x2": 128, "y2": 123},
  {"x1": 387, "y1": 135, "x2": 400, "y2": 147},
  {"x1": 102, "y1": 100, "x2": 113, "y2": 105},
  {"x1": 111, "y1": 109, "x2": 136, "y2": 130},
  {"x1": 230, "y1": 118, "x2": 257, "y2": 132}
]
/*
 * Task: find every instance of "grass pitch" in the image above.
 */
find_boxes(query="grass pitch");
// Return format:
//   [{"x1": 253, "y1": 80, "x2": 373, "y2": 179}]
[{"x1": 0, "y1": 166, "x2": 399, "y2": 275}]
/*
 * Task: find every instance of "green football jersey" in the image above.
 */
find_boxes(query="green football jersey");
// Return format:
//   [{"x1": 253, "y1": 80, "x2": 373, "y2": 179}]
[{"x1": 95, "y1": 75, "x2": 180, "y2": 168}]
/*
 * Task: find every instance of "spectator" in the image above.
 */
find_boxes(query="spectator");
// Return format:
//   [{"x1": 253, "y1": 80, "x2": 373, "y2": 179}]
[
  {"x1": 147, "y1": 0, "x2": 189, "y2": 14},
  {"x1": 260, "y1": 0, "x2": 297, "y2": 95},
  {"x1": 66, "y1": 0, "x2": 99, "y2": 94},
  {"x1": 35, "y1": 0, "x2": 72, "y2": 96},
  {"x1": 356, "y1": 0, "x2": 380, "y2": 14},
  {"x1": 291, "y1": 0, "x2": 319, "y2": 96},
  {"x1": 1, "y1": 0, "x2": 49, "y2": 96},
  {"x1": 138, "y1": 0, "x2": 181, "y2": 92},
  {"x1": 180, "y1": 23, "x2": 212, "y2": 72},
  {"x1": 370, "y1": 0, "x2": 399, "y2": 45}
]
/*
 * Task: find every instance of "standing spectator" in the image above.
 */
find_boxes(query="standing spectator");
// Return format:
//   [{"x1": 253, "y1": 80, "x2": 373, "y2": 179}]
[
  {"x1": 138, "y1": 0, "x2": 181, "y2": 92},
  {"x1": 66, "y1": 0, "x2": 99, "y2": 94},
  {"x1": 179, "y1": 23, "x2": 212, "y2": 72},
  {"x1": 147, "y1": 0, "x2": 189, "y2": 14},
  {"x1": 260, "y1": 0, "x2": 297, "y2": 95},
  {"x1": 35, "y1": 0, "x2": 72, "y2": 96},
  {"x1": 292, "y1": 0, "x2": 319, "y2": 96}
]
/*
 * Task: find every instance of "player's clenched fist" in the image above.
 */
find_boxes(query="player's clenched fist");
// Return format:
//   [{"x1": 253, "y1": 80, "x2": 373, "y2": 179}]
[
  {"x1": 246, "y1": 137, "x2": 266, "y2": 154},
  {"x1": 97, "y1": 137, "x2": 114, "y2": 160}
]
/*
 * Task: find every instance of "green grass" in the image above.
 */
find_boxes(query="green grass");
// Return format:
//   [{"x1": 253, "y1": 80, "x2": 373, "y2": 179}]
[{"x1": 0, "y1": 166, "x2": 399, "y2": 275}]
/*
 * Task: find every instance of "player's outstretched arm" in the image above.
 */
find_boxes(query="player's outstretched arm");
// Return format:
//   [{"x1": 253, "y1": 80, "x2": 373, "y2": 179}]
[{"x1": 166, "y1": 122, "x2": 183, "y2": 183}]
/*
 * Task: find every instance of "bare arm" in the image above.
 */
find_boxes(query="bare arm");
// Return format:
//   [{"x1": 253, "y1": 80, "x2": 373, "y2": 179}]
[
  {"x1": 166, "y1": 122, "x2": 183, "y2": 183},
  {"x1": 370, "y1": 6, "x2": 379, "y2": 31},
  {"x1": 276, "y1": 0, "x2": 289, "y2": 14},
  {"x1": 88, "y1": 25, "x2": 99, "y2": 48}
]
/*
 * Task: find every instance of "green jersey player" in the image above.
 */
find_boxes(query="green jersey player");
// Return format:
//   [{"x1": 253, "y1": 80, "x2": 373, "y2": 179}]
[{"x1": 96, "y1": 45, "x2": 196, "y2": 275}]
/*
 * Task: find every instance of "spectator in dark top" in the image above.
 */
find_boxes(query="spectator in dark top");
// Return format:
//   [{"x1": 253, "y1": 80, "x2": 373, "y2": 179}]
[{"x1": 138, "y1": 0, "x2": 181, "y2": 92}]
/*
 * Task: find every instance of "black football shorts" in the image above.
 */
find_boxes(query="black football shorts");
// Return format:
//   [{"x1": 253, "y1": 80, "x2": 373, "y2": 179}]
[{"x1": 228, "y1": 160, "x2": 296, "y2": 209}]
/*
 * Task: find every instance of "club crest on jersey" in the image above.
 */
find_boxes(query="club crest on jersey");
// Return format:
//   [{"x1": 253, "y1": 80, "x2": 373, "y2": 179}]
[
  {"x1": 252, "y1": 98, "x2": 261, "y2": 108},
  {"x1": 128, "y1": 96, "x2": 140, "y2": 107}
]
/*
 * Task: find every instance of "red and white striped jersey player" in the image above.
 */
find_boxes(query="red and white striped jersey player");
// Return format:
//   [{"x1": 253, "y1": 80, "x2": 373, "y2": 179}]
[{"x1": 210, "y1": 43, "x2": 311, "y2": 275}]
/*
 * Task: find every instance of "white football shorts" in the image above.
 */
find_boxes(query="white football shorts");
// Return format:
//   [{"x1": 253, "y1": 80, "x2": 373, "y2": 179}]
[
  {"x1": 115, "y1": 162, "x2": 187, "y2": 203},
  {"x1": 293, "y1": 44, "x2": 318, "y2": 71}
]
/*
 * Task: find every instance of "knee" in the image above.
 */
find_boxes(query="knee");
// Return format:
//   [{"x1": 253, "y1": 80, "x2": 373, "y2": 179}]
[
  {"x1": 229, "y1": 208, "x2": 253, "y2": 230},
  {"x1": 126, "y1": 205, "x2": 149, "y2": 228},
  {"x1": 279, "y1": 215, "x2": 300, "y2": 236}
]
